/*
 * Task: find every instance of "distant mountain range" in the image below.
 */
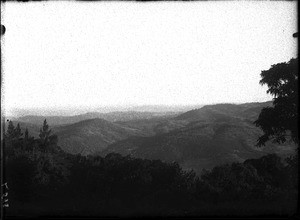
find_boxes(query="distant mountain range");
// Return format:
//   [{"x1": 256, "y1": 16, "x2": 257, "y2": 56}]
[
  {"x1": 4, "y1": 101, "x2": 296, "y2": 172},
  {"x1": 11, "y1": 111, "x2": 179, "y2": 126},
  {"x1": 5, "y1": 104, "x2": 204, "y2": 118}
]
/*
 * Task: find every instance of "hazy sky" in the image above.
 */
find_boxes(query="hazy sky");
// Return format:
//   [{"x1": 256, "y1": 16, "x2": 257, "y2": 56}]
[{"x1": 1, "y1": 1, "x2": 298, "y2": 115}]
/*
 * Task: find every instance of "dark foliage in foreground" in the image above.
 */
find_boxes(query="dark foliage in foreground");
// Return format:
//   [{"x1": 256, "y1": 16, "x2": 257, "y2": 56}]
[
  {"x1": 3, "y1": 121, "x2": 298, "y2": 217},
  {"x1": 255, "y1": 58, "x2": 298, "y2": 146}
]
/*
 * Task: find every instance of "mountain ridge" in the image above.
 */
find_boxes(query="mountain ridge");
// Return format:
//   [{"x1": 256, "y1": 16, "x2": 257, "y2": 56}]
[
  {"x1": 5, "y1": 100, "x2": 293, "y2": 171},
  {"x1": 99, "y1": 101, "x2": 295, "y2": 172},
  {"x1": 12, "y1": 111, "x2": 179, "y2": 126}
]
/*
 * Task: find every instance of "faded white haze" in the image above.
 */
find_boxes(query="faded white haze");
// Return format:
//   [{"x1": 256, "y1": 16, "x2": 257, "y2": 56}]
[{"x1": 1, "y1": 1, "x2": 298, "y2": 116}]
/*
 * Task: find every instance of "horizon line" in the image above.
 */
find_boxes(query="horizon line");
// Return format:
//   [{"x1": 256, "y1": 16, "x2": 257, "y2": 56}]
[
  {"x1": 3, "y1": 99, "x2": 273, "y2": 110},
  {"x1": 2, "y1": 100, "x2": 273, "y2": 118}
]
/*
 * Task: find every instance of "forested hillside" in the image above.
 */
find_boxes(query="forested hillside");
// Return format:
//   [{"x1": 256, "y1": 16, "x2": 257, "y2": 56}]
[
  {"x1": 3, "y1": 121, "x2": 298, "y2": 217},
  {"x1": 6, "y1": 101, "x2": 296, "y2": 172},
  {"x1": 100, "y1": 102, "x2": 296, "y2": 172},
  {"x1": 53, "y1": 118, "x2": 145, "y2": 155}
]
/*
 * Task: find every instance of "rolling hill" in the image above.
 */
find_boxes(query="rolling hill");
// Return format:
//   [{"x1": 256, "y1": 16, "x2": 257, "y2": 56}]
[
  {"x1": 4, "y1": 101, "x2": 295, "y2": 172},
  {"x1": 175, "y1": 101, "x2": 273, "y2": 122},
  {"x1": 100, "y1": 101, "x2": 296, "y2": 172},
  {"x1": 101, "y1": 120, "x2": 295, "y2": 173},
  {"x1": 53, "y1": 118, "x2": 148, "y2": 155}
]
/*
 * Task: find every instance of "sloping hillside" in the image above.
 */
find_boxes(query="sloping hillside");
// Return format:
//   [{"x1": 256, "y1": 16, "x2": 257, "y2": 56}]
[
  {"x1": 101, "y1": 101, "x2": 295, "y2": 173},
  {"x1": 115, "y1": 101, "x2": 273, "y2": 139},
  {"x1": 53, "y1": 118, "x2": 146, "y2": 155},
  {"x1": 102, "y1": 119, "x2": 295, "y2": 173},
  {"x1": 115, "y1": 117, "x2": 189, "y2": 136},
  {"x1": 176, "y1": 101, "x2": 273, "y2": 122}
]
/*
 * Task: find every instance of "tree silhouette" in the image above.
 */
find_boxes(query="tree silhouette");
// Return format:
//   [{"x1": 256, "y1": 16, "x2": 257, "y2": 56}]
[
  {"x1": 6, "y1": 121, "x2": 15, "y2": 139},
  {"x1": 15, "y1": 123, "x2": 23, "y2": 139},
  {"x1": 254, "y1": 58, "x2": 298, "y2": 147},
  {"x1": 39, "y1": 119, "x2": 59, "y2": 150},
  {"x1": 24, "y1": 128, "x2": 29, "y2": 140},
  {"x1": 39, "y1": 119, "x2": 51, "y2": 144}
]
